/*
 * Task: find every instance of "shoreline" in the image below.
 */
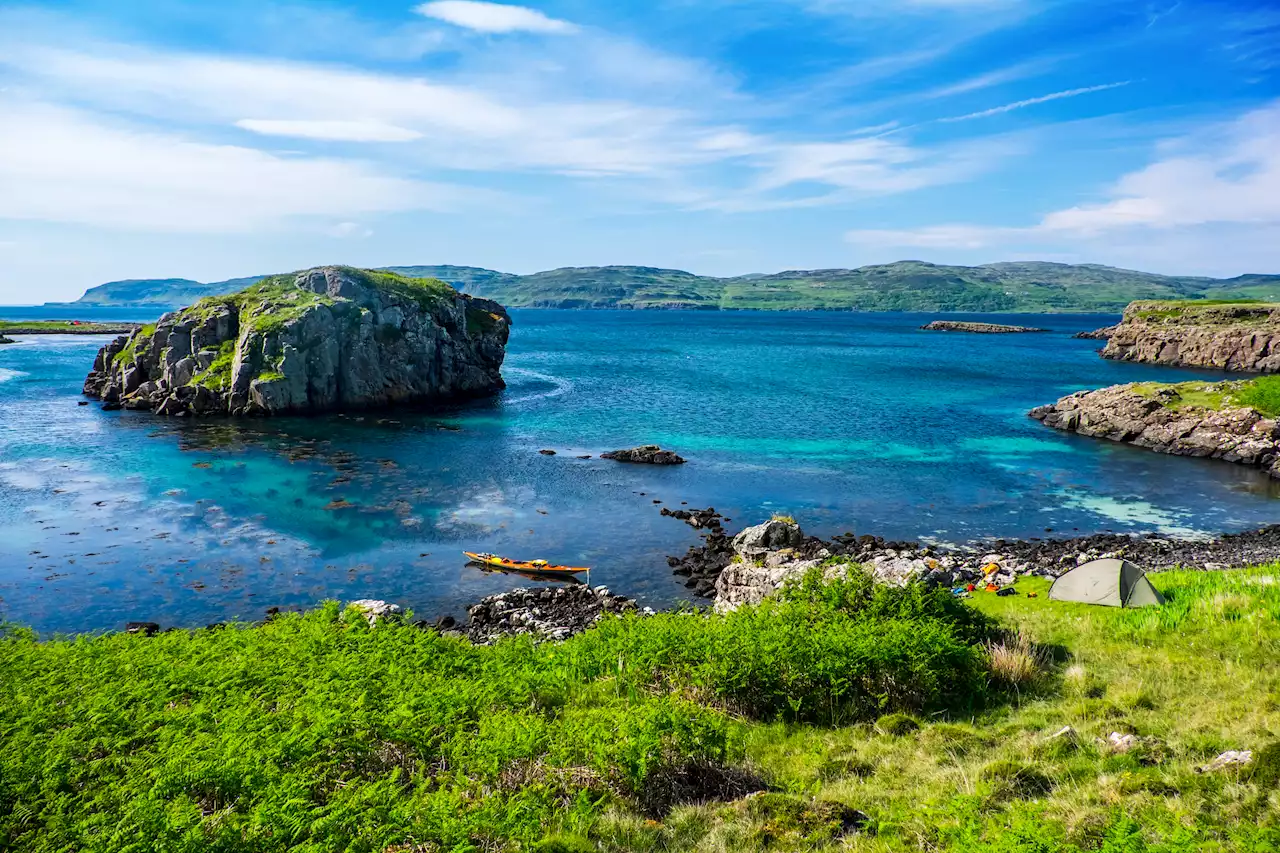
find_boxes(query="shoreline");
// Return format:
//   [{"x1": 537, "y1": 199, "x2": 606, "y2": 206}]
[{"x1": 34, "y1": 511, "x2": 1280, "y2": 641}]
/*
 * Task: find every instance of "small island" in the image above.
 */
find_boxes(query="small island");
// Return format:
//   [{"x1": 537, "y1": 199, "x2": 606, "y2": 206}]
[
  {"x1": 0, "y1": 334, "x2": 13, "y2": 345},
  {"x1": 0, "y1": 320, "x2": 142, "y2": 336},
  {"x1": 920, "y1": 320, "x2": 1048, "y2": 333},
  {"x1": 83, "y1": 266, "x2": 511, "y2": 417}
]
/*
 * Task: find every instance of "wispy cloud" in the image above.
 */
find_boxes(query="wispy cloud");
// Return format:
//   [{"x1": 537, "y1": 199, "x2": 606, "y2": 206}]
[
  {"x1": 0, "y1": 100, "x2": 479, "y2": 232},
  {"x1": 235, "y1": 119, "x2": 424, "y2": 143},
  {"x1": 414, "y1": 1, "x2": 578, "y2": 34},
  {"x1": 939, "y1": 81, "x2": 1131, "y2": 122},
  {"x1": 847, "y1": 100, "x2": 1280, "y2": 272}
]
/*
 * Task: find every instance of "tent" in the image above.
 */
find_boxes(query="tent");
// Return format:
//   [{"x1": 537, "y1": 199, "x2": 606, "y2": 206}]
[{"x1": 1049, "y1": 558, "x2": 1164, "y2": 608}]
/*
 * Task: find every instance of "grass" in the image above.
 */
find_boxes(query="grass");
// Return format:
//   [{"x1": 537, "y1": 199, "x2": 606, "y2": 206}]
[
  {"x1": 1130, "y1": 376, "x2": 1280, "y2": 418},
  {"x1": 0, "y1": 570, "x2": 997, "y2": 853},
  {"x1": 1129, "y1": 299, "x2": 1277, "y2": 323},
  {"x1": 0, "y1": 320, "x2": 141, "y2": 333},
  {"x1": 2, "y1": 567, "x2": 1278, "y2": 851},
  {"x1": 190, "y1": 340, "x2": 238, "y2": 392}
]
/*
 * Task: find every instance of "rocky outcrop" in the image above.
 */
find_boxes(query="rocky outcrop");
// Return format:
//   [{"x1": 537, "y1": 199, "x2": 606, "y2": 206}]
[
  {"x1": 1102, "y1": 301, "x2": 1280, "y2": 371},
  {"x1": 921, "y1": 321, "x2": 1047, "y2": 333},
  {"x1": 83, "y1": 266, "x2": 510, "y2": 416},
  {"x1": 601, "y1": 445, "x2": 687, "y2": 464},
  {"x1": 1073, "y1": 325, "x2": 1116, "y2": 340},
  {"x1": 0, "y1": 334, "x2": 13, "y2": 345},
  {"x1": 463, "y1": 585, "x2": 644, "y2": 644},
  {"x1": 1030, "y1": 382, "x2": 1280, "y2": 477}
]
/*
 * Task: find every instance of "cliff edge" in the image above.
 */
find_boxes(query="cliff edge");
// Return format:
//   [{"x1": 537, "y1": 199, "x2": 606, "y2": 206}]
[
  {"x1": 83, "y1": 266, "x2": 510, "y2": 416},
  {"x1": 1103, "y1": 301, "x2": 1280, "y2": 372}
]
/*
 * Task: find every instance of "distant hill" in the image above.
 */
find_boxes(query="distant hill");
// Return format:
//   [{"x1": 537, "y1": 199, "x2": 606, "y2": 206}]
[{"x1": 57, "y1": 261, "x2": 1280, "y2": 313}]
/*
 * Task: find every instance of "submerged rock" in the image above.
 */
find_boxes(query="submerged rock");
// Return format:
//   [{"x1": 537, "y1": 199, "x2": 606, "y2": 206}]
[
  {"x1": 601, "y1": 445, "x2": 686, "y2": 464},
  {"x1": 83, "y1": 266, "x2": 510, "y2": 416}
]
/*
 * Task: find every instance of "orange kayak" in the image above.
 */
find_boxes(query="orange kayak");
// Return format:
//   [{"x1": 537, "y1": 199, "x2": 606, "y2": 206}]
[{"x1": 463, "y1": 551, "x2": 590, "y2": 574}]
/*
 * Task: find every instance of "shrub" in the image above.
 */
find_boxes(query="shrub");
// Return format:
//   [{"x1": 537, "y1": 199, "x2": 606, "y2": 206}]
[
  {"x1": 1235, "y1": 376, "x2": 1280, "y2": 417},
  {"x1": 875, "y1": 713, "x2": 921, "y2": 736},
  {"x1": 743, "y1": 793, "x2": 869, "y2": 845}
]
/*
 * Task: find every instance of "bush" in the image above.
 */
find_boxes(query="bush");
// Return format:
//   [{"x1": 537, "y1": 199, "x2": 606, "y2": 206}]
[
  {"x1": 573, "y1": 568, "x2": 995, "y2": 724},
  {"x1": 876, "y1": 713, "x2": 921, "y2": 736}
]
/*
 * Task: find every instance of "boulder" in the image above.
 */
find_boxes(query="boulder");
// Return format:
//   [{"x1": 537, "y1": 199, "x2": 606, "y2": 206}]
[
  {"x1": 732, "y1": 519, "x2": 805, "y2": 559},
  {"x1": 82, "y1": 266, "x2": 511, "y2": 417}
]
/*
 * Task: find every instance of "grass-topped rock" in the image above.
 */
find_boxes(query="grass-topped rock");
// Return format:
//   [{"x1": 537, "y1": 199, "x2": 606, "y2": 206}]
[
  {"x1": 82, "y1": 266, "x2": 511, "y2": 416},
  {"x1": 1031, "y1": 376, "x2": 1280, "y2": 477},
  {"x1": 1103, "y1": 299, "x2": 1280, "y2": 372}
]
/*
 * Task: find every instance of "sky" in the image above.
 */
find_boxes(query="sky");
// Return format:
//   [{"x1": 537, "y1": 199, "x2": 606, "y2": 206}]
[{"x1": 1, "y1": 0, "x2": 1279, "y2": 302}]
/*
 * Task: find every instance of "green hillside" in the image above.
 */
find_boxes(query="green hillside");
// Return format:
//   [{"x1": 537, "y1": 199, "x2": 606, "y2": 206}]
[{"x1": 59, "y1": 261, "x2": 1280, "y2": 313}]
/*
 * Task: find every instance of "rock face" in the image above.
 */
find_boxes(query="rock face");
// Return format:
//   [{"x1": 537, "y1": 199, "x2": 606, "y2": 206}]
[
  {"x1": 600, "y1": 445, "x2": 687, "y2": 464},
  {"x1": 1030, "y1": 382, "x2": 1280, "y2": 477},
  {"x1": 920, "y1": 321, "x2": 1047, "y2": 333},
  {"x1": 1102, "y1": 301, "x2": 1280, "y2": 372},
  {"x1": 82, "y1": 266, "x2": 510, "y2": 416}
]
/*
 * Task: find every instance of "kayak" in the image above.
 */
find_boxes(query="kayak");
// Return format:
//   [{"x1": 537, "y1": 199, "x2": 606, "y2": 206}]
[{"x1": 463, "y1": 551, "x2": 590, "y2": 574}]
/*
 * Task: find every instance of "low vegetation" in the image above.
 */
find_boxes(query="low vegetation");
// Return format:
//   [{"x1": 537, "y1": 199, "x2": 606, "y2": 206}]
[
  {"x1": 2, "y1": 567, "x2": 1277, "y2": 851},
  {"x1": 1131, "y1": 375, "x2": 1280, "y2": 418},
  {"x1": 68, "y1": 262, "x2": 1280, "y2": 313}
]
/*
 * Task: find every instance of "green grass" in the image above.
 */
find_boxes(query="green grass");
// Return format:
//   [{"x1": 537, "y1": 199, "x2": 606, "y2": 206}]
[
  {"x1": 3, "y1": 567, "x2": 1278, "y2": 852},
  {"x1": 0, "y1": 320, "x2": 141, "y2": 333},
  {"x1": 0, "y1": 570, "x2": 996, "y2": 853},
  {"x1": 190, "y1": 340, "x2": 238, "y2": 392},
  {"x1": 1130, "y1": 376, "x2": 1280, "y2": 418}
]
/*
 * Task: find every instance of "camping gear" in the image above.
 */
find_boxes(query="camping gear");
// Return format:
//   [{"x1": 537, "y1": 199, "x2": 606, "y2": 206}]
[
  {"x1": 1048, "y1": 558, "x2": 1164, "y2": 608},
  {"x1": 463, "y1": 551, "x2": 590, "y2": 575},
  {"x1": 996, "y1": 587, "x2": 1016, "y2": 597}
]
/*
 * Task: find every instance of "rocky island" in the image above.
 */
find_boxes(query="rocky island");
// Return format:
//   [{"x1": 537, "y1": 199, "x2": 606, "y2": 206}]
[
  {"x1": 0, "y1": 320, "x2": 142, "y2": 336},
  {"x1": 920, "y1": 320, "x2": 1047, "y2": 333},
  {"x1": 0, "y1": 334, "x2": 12, "y2": 345},
  {"x1": 1102, "y1": 300, "x2": 1280, "y2": 371},
  {"x1": 1030, "y1": 378, "x2": 1280, "y2": 477},
  {"x1": 82, "y1": 266, "x2": 510, "y2": 416}
]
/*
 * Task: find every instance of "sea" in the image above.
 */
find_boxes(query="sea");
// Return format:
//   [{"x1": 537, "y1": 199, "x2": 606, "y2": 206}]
[{"x1": 2, "y1": 307, "x2": 1275, "y2": 635}]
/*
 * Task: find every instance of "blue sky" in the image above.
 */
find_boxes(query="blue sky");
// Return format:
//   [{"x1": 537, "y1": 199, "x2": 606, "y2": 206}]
[{"x1": 1, "y1": 0, "x2": 1278, "y2": 301}]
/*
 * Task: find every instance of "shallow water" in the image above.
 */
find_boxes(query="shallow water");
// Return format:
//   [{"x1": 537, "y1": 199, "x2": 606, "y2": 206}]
[{"x1": 2, "y1": 310, "x2": 1277, "y2": 634}]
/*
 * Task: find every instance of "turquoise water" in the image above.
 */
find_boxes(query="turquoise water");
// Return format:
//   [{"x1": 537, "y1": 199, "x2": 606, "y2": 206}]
[{"x1": 2, "y1": 309, "x2": 1276, "y2": 634}]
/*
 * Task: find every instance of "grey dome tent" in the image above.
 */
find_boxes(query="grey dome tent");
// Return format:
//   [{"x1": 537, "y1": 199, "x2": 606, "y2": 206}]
[{"x1": 1049, "y1": 558, "x2": 1164, "y2": 608}]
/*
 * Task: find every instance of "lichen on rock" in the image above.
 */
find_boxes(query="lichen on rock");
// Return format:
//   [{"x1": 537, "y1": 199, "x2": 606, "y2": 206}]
[{"x1": 83, "y1": 266, "x2": 511, "y2": 416}]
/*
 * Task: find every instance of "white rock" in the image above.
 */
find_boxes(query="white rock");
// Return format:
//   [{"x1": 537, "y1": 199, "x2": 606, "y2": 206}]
[
  {"x1": 1196, "y1": 750, "x2": 1253, "y2": 773},
  {"x1": 1106, "y1": 732, "x2": 1139, "y2": 753},
  {"x1": 346, "y1": 599, "x2": 403, "y2": 623}
]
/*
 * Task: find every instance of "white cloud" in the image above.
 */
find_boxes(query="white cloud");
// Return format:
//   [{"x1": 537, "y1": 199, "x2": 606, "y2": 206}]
[
  {"x1": 235, "y1": 119, "x2": 424, "y2": 142},
  {"x1": 414, "y1": 1, "x2": 577, "y2": 34},
  {"x1": 0, "y1": 101, "x2": 474, "y2": 232},
  {"x1": 940, "y1": 81, "x2": 1130, "y2": 122},
  {"x1": 326, "y1": 222, "x2": 375, "y2": 238},
  {"x1": 845, "y1": 101, "x2": 1280, "y2": 273}
]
